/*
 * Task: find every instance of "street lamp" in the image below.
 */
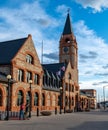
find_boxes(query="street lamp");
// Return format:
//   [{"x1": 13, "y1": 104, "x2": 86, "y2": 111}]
[
  {"x1": 103, "y1": 85, "x2": 108, "y2": 110},
  {"x1": 60, "y1": 87, "x2": 63, "y2": 114},
  {"x1": 68, "y1": 73, "x2": 71, "y2": 111},
  {"x1": 29, "y1": 80, "x2": 32, "y2": 118},
  {"x1": 6, "y1": 74, "x2": 11, "y2": 120}
]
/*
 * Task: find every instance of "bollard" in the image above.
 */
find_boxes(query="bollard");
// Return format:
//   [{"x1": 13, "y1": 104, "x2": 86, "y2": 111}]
[
  {"x1": 60, "y1": 107, "x2": 62, "y2": 114},
  {"x1": 55, "y1": 107, "x2": 57, "y2": 115},
  {"x1": 64, "y1": 107, "x2": 66, "y2": 114},
  {"x1": 37, "y1": 108, "x2": 39, "y2": 117}
]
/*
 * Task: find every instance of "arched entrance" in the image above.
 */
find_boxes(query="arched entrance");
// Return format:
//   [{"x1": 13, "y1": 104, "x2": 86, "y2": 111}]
[{"x1": 17, "y1": 90, "x2": 24, "y2": 106}]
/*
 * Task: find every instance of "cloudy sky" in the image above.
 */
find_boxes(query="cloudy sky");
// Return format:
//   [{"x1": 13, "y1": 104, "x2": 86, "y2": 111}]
[{"x1": 0, "y1": 0, "x2": 108, "y2": 101}]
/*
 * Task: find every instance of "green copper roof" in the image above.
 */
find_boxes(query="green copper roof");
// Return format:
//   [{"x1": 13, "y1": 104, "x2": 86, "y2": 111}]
[{"x1": 62, "y1": 13, "x2": 72, "y2": 35}]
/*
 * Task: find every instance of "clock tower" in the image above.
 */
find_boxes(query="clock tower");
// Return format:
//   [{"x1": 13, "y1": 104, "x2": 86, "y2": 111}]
[{"x1": 59, "y1": 12, "x2": 78, "y2": 69}]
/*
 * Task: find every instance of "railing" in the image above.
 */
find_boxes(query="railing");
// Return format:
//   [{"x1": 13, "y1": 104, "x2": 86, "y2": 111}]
[{"x1": 0, "y1": 111, "x2": 19, "y2": 120}]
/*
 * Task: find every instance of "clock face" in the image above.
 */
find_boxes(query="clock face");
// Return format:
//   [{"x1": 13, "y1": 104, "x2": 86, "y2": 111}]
[{"x1": 63, "y1": 47, "x2": 69, "y2": 53}]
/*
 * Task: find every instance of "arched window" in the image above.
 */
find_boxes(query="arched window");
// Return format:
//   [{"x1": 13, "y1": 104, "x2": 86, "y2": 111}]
[
  {"x1": 26, "y1": 71, "x2": 32, "y2": 83},
  {"x1": 34, "y1": 92, "x2": 39, "y2": 106},
  {"x1": 58, "y1": 95, "x2": 60, "y2": 106},
  {"x1": 17, "y1": 90, "x2": 23, "y2": 106},
  {"x1": 0, "y1": 89, "x2": 3, "y2": 106},
  {"x1": 72, "y1": 97, "x2": 74, "y2": 106},
  {"x1": 65, "y1": 38, "x2": 70, "y2": 43},
  {"x1": 42, "y1": 93, "x2": 45, "y2": 106},
  {"x1": 18, "y1": 69, "x2": 24, "y2": 82},
  {"x1": 65, "y1": 83, "x2": 68, "y2": 91},
  {"x1": 65, "y1": 96, "x2": 68, "y2": 106},
  {"x1": 26, "y1": 54, "x2": 33, "y2": 64},
  {"x1": 34, "y1": 74, "x2": 40, "y2": 85},
  {"x1": 68, "y1": 73, "x2": 71, "y2": 80},
  {"x1": 26, "y1": 92, "x2": 30, "y2": 104},
  {"x1": 72, "y1": 85, "x2": 74, "y2": 92}
]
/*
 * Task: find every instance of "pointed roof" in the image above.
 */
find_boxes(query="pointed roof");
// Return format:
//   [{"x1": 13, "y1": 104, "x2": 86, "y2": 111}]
[
  {"x1": 0, "y1": 37, "x2": 27, "y2": 65},
  {"x1": 62, "y1": 13, "x2": 73, "y2": 35}
]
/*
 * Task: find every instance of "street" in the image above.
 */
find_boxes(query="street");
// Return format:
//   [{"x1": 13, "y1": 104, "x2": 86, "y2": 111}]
[{"x1": 0, "y1": 110, "x2": 108, "y2": 130}]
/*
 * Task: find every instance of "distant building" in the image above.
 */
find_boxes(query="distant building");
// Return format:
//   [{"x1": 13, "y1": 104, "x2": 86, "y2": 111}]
[{"x1": 80, "y1": 89, "x2": 97, "y2": 109}]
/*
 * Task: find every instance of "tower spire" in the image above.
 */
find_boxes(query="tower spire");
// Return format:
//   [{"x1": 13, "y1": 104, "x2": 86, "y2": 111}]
[
  {"x1": 62, "y1": 10, "x2": 72, "y2": 35},
  {"x1": 67, "y1": 8, "x2": 70, "y2": 14}
]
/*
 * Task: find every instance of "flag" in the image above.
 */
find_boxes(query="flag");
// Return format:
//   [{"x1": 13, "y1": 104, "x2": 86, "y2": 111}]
[
  {"x1": 61, "y1": 66, "x2": 65, "y2": 71},
  {"x1": 56, "y1": 70, "x2": 61, "y2": 77}
]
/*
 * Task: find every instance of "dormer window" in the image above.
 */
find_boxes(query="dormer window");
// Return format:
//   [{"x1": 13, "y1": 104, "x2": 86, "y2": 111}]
[{"x1": 26, "y1": 54, "x2": 33, "y2": 64}]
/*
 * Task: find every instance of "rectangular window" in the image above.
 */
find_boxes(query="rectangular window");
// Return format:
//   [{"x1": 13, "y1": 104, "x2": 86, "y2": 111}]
[
  {"x1": 18, "y1": 69, "x2": 24, "y2": 82},
  {"x1": 34, "y1": 74, "x2": 39, "y2": 85},
  {"x1": 27, "y1": 71, "x2": 32, "y2": 83}
]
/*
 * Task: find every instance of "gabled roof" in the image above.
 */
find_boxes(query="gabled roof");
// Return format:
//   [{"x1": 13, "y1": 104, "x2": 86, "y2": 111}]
[
  {"x1": 0, "y1": 37, "x2": 27, "y2": 65},
  {"x1": 0, "y1": 72, "x2": 16, "y2": 83},
  {"x1": 62, "y1": 13, "x2": 73, "y2": 35},
  {"x1": 0, "y1": 72, "x2": 7, "y2": 82},
  {"x1": 42, "y1": 63, "x2": 67, "y2": 78}
]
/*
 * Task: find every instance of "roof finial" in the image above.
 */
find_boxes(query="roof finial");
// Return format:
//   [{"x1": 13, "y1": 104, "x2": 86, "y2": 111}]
[{"x1": 67, "y1": 8, "x2": 70, "y2": 14}]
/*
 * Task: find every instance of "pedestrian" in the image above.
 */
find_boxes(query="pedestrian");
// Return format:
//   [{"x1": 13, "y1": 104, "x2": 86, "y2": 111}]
[
  {"x1": 19, "y1": 102, "x2": 25, "y2": 120},
  {"x1": 25, "y1": 101, "x2": 29, "y2": 119}
]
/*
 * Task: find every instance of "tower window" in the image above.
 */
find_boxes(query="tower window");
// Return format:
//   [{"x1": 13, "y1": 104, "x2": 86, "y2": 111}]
[{"x1": 65, "y1": 38, "x2": 70, "y2": 43}]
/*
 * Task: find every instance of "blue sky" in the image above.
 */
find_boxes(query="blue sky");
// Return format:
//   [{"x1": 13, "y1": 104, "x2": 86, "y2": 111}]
[{"x1": 0, "y1": 0, "x2": 108, "y2": 101}]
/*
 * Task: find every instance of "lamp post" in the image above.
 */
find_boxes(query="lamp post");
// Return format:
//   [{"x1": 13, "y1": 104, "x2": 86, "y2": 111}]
[
  {"x1": 103, "y1": 85, "x2": 108, "y2": 110},
  {"x1": 60, "y1": 87, "x2": 63, "y2": 114},
  {"x1": 6, "y1": 74, "x2": 11, "y2": 120},
  {"x1": 29, "y1": 80, "x2": 32, "y2": 118},
  {"x1": 103, "y1": 86, "x2": 105, "y2": 110},
  {"x1": 68, "y1": 74, "x2": 71, "y2": 111}
]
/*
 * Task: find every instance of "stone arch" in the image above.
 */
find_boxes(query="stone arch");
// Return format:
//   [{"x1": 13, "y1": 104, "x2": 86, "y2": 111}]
[
  {"x1": 0, "y1": 84, "x2": 7, "y2": 110},
  {"x1": 65, "y1": 96, "x2": 68, "y2": 106},
  {"x1": 15, "y1": 87, "x2": 26, "y2": 106},
  {"x1": 0, "y1": 84, "x2": 6, "y2": 96},
  {"x1": 0, "y1": 89, "x2": 3, "y2": 106},
  {"x1": 41, "y1": 91, "x2": 46, "y2": 106},
  {"x1": 72, "y1": 96, "x2": 74, "y2": 106},
  {"x1": 32, "y1": 89, "x2": 40, "y2": 107},
  {"x1": 51, "y1": 93, "x2": 56, "y2": 107},
  {"x1": 46, "y1": 92, "x2": 51, "y2": 106}
]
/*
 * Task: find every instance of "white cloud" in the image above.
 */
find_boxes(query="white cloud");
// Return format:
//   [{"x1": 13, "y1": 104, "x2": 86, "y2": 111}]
[
  {"x1": 75, "y1": 0, "x2": 108, "y2": 13},
  {"x1": 73, "y1": 20, "x2": 108, "y2": 93},
  {"x1": 56, "y1": 4, "x2": 69, "y2": 16},
  {"x1": 0, "y1": 1, "x2": 59, "y2": 60},
  {"x1": 0, "y1": 0, "x2": 108, "y2": 97}
]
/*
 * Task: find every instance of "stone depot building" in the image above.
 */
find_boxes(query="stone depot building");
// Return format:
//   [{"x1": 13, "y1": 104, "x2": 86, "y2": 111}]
[{"x1": 0, "y1": 13, "x2": 96, "y2": 113}]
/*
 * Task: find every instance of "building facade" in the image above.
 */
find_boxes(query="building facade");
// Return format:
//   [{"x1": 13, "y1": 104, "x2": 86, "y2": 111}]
[{"x1": 0, "y1": 12, "x2": 96, "y2": 113}]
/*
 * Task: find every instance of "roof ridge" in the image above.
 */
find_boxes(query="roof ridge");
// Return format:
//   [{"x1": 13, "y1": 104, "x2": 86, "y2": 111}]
[
  {"x1": 0, "y1": 37, "x2": 27, "y2": 43},
  {"x1": 42, "y1": 62, "x2": 65, "y2": 65}
]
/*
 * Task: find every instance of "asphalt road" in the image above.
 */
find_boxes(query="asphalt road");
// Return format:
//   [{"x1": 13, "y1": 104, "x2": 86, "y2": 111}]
[{"x1": 0, "y1": 110, "x2": 108, "y2": 130}]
